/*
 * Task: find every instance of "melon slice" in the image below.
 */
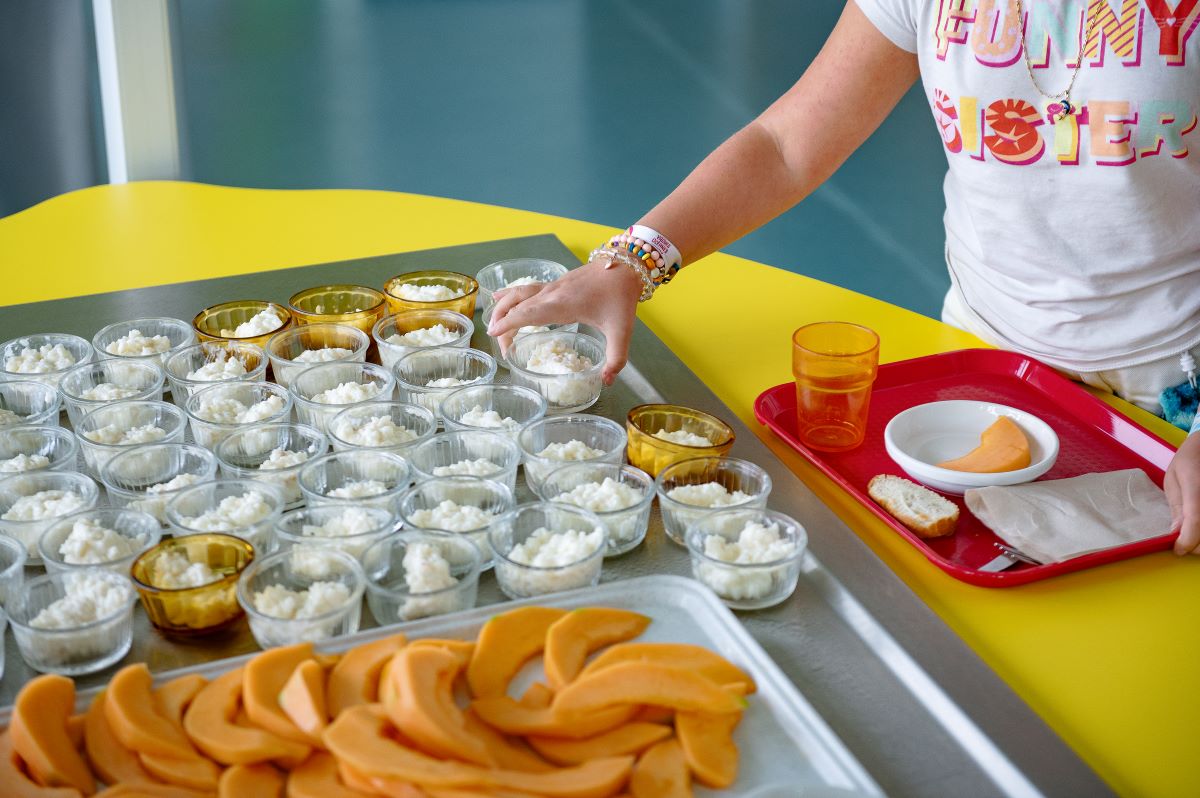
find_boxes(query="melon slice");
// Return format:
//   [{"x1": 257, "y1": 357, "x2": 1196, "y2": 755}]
[
  {"x1": 10, "y1": 674, "x2": 96, "y2": 794},
  {"x1": 937, "y1": 416, "x2": 1031, "y2": 473}
]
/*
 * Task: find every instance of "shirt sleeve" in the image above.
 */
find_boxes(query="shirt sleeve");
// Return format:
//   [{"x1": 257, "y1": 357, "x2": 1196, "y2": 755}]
[{"x1": 853, "y1": 0, "x2": 919, "y2": 54}]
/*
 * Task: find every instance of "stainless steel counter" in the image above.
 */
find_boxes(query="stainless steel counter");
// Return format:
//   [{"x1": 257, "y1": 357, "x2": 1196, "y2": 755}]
[{"x1": 0, "y1": 235, "x2": 1112, "y2": 797}]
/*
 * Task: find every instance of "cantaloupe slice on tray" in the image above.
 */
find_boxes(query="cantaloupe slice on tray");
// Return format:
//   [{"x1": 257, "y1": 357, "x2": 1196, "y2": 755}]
[
  {"x1": 937, "y1": 416, "x2": 1031, "y2": 473},
  {"x1": 467, "y1": 606, "x2": 567, "y2": 699},
  {"x1": 9, "y1": 674, "x2": 95, "y2": 795},
  {"x1": 323, "y1": 704, "x2": 633, "y2": 798}
]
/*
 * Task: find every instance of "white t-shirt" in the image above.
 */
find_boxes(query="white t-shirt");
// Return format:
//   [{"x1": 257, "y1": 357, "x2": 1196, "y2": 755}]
[{"x1": 855, "y1": 0, "x2": 1200, "y2": 371}]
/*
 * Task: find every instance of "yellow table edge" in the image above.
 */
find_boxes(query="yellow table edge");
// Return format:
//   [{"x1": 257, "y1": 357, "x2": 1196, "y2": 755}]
[{"x1": 2, "y1": 181, "x2": 1194, "y2": 798}]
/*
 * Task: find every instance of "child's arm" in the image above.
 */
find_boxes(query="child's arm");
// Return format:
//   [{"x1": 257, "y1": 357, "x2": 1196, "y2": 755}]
[{"x1": 487, "y1": 0, "x2": 918, "y2": 383}]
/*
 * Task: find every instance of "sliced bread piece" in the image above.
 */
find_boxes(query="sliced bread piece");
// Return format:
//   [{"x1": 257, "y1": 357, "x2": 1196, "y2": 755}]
[{"x1": 867, "y1": 474, "x2": 959, "y2": 538}]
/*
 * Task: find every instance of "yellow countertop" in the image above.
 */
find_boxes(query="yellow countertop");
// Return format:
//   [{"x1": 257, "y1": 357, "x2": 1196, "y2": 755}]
[{"x1": 2, "y1": 181, "x2": 1194, "y2": 797}]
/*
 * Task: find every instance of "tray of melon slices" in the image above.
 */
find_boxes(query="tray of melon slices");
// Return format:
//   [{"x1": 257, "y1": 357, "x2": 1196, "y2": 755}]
[
  {"x1": 754, "y1": 348, "x2": 1179, "y2": 587},
  {"x1": 0, "y1": 575, "x2": 883, "y2": 797}
]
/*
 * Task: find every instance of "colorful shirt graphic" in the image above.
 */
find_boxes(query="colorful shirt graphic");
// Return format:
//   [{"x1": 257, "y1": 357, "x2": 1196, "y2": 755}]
[{"x1": 856, "y1": 0, "x2": 1200, "y2": 371}]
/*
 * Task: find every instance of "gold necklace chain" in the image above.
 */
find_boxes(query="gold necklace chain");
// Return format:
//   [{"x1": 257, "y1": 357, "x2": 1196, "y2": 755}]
[{"x1": 1014, "y1": 0, "x2": 1100, "y2": 118}]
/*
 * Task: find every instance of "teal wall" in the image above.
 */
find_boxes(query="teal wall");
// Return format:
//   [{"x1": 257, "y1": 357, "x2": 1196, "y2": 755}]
[{"x1": 176, "y1": 0, "x2": 950, "y2": 316}]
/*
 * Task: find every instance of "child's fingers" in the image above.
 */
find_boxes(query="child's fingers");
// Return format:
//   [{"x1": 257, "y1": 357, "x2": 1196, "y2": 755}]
[
  {"x1": 600, "y1": 319, "x2": 633, "y2": 386},
  {"x1": 486, "y1": 285, "x2": 544, "y2": 335},
  {"x1": 1167, "y1": 461, "x2": 1200, "y2": 555}
]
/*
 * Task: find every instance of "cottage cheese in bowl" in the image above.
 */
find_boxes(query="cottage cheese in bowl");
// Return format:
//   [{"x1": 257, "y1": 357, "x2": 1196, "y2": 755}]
[
  {"x1": 57, "y1": 517, "x2": 139, "y2": 564},
  {"x1": 392, "y1": 284, "x2": 464, "y2": 302},
  {"x1": 222, "y1": 309, "x2": 286, "y2": 338},
  {"x1": 238, "y1": 548, "x2": 364, "y2": 647},
  {"x1": 0, "y1": 454, "x2": 50, "y2": 473},
  {"x1": 508, "y1": 333, "x2": 605, "y2": 412},
  {"x1": 187, "y1": 354, "x2": 249, "y2": 381},
  {"x1": 687, "y1": 509, "x2": 807, "y2": 609},
  {"x1": 106, "y1": 330, "x2": 172, "y2": 357},
  {"x1": 152, "y1": 550, "x2": 221, "y2": 588},
  {"x1": 408, "y1": 499, "x2": 496, "y2": 553},
  {"x1": 491, "y1": 504, "x2": 606, "y2": 599},
  {"x1": 8, "y1": 569, "x2": 136, "y2": 675},
  {"x1": 6, "y1": 344, "x2": 78, "y2": 374},
  {"x1": 126, "y1": 473, "x2": 203, "y2": 521},
  {"x1": 432, "y1": 458, "x2": 501, "y2": 477},
  {"x1": 654, "y1": 429, "x2": 714, "y2": 447},
  {"x1": 327, "y1": 479, "x2": 389, "y2": 499},
  {"x1": 333, "y1": 415, "x2": 419, "y2": 447},
  {"x1": 387, "y1": 324, "x2": 460, "y2": 347},
  {"x1": 294, "y1": 347, "x2": 354, "y2": 363}
]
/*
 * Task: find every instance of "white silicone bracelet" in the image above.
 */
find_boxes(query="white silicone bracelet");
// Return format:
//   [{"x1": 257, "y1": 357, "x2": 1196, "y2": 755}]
[{"x1": 629, "y1": 224, "x2": 683, "y2": 274}]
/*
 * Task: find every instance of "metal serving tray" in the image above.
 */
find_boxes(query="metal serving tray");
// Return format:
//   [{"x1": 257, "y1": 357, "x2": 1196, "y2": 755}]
[
  {"x1": 0, "y1": 576, "x2": 884, "y2": 796},
  {"x1": 0, "y1": 234, "x2": 1113, "y2": 797}
]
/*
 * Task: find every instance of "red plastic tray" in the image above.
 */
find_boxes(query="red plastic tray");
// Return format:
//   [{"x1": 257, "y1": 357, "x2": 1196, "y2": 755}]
[{"x1": 753, "y1": 349, "x2": 1179, "y2": 587}]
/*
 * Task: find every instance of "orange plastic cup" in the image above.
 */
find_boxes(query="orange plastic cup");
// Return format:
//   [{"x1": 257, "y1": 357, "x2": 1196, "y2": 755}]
[{"x1": 791, "y1": 322, "x2": 879, "y2": 452}]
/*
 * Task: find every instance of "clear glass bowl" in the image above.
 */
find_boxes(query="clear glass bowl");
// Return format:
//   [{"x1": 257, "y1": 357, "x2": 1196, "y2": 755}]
[
  {"x1": 131, "y1": 533, "x2": 255, "y2": 637},
  {"x1": 517, "y1": 414, "x2": 627, "y2": 493},
  {"x1": 0, "y1": 425, "x2": 78, "y2": 474},
  {"x1": 475, "y1": 258, "x2": 569, "y2": 310},
  {"x1": 287, "y1": 284, "x2": 388, "y2": 337},
  {"x1": 92, "y1": 317, "x2": 196, "y2": 367},
  {"x1": 440, "y1": 384, "x2": 547, "y2": 442},
  {"x1": 165, "y1": 479, "x2": 287, "y2": 552},
  {"x1": 490, "y1": 502, "x2": 607, "y2": 599},
  {"x1": 291, "y1": 361, "x2": 396, "y2": 434},
  {"x1": 75, "y1": 399, "x2": 187, "y2": 477},
  {"x1": 480, "y1": 304, "x2": 578, "y2": 363},
  {"x1": 686, "y1": 508, "x2": 808, "y2": 610},
  {"x1": 395, "y1": 476, "x2": 514, "y2": 570},
  {"x1": 39, "y1": 507, "x2": 162, "y2": 575},
  {"x1": 506, "y1": 330, "x2": 605, "y2": 414},
  {"x1": 372, "y1": 310, "x2": 474, "y2": 372},
  {"x1": 184, "y1": 381, "x2": 293, "y2": 450},
  {"x1": 407, "y1": 431, "x2": 521, "y2": 493},
  {"x1": 8, "y1": 569, "x2": 136, "y2": 675},
  {"x1": 59, "y1": 359, "x2": 166, "y2": 427},
  {"x1": 297, "y1": 450, "x2": 411, "y2": 511},
  {"x1": 328, "y1": 401, "x2": 437, "y2": 455},
  {"x1": 273, "y1": 505, "x2": 397, "y2": 563},
  {"x1": 626, "y1": 403, "x2": 736, "y2": 477},
  {"x1": 655, "y1": 457, "x2": 773, "y2": 546},
  {"x1": 0, "y1": 380, "x2": 62, "y2": 428},
  {"x1": 265, "y1": 322, "x2": 370, "y2": 390},
  {"x1": 535, "y1": 463, "x2": 654, "y2": 557},
  {"x1": 383, "y1": 270, "x2": 479, "y2": 318},
  {"x1": 362, "y1": 531, "x2": 481, "y2": 623},
  {"x1": 99, "y1": 442, "x2": 219, "y2": 524},
  {"x1": 0, "y1": 471, "x2": 100, "y2": 559},
  {"x1": 214, "y1": 422, "x2": 329, "y2": 509},
  {"x1": 192, "y1": 300, "x2": 293, "y2": 347},
  {"x1": 0, "y1": 535, "x2": 27, "y2": 606},
  {"x1": 236, "y1": 547, "x2": 365, "y2": 648},
  {"x1": 392, "y1": 348, "x2": 497, "y2": 422},
  {"x1": 164, "y1": 341, "x2": 268, "y2": 410},
  {"x1": 0, "y1": 333, "x2": 94, "y2": 388}
]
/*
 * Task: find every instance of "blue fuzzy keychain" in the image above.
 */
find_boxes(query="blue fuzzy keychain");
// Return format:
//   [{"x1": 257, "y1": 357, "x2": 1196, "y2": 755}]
[{"x1": 1160, "y1": 351, "x2": 1199, "y2": 432}]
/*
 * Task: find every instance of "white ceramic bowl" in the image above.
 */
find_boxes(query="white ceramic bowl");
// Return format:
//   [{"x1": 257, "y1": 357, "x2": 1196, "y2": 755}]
[{"x1": 883, "y1": 400, "x2": 1059, "y2": 495}]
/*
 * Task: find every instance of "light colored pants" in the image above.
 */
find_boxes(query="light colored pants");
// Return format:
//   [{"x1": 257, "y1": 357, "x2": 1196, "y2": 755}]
[{"x1": 940, "y1": 287, "x2": 1188, "y2": 415}]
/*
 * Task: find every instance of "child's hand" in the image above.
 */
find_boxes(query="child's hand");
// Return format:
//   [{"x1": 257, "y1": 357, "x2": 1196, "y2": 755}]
[
  {"x1": 1166, "y1": 432, "x2": 1200, "y2": 555},
  {"x1": 486, "y1": 258, "x2": 643, "y2": 386}
]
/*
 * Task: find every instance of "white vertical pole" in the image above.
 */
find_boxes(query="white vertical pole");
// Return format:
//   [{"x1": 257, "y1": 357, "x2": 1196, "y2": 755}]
[{"x1": 91, "y1": 0, "x2": 180, "y2": 183}]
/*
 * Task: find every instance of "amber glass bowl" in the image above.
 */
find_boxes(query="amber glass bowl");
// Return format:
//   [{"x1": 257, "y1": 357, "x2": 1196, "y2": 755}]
[
  {"x1": 192, "y1": 300, "x2": 293, "y2": 348},
  {"x1": 626, "y1": 403, "x2": 736, "y2": 477},
  {"x1": 383, "y1": 270, "x2": 479, "y2": 318},
  {"x1": 288, "y1": 284, "x2": 388, "y2": 336},
  {"x1": 131, "y1": 533, "x2": 255, "y2": 638}
]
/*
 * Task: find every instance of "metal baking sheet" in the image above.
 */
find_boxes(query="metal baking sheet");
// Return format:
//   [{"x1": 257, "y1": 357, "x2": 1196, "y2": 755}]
[{"x1": 0, "y1": 234, "x2": 1113, "y2": 797}]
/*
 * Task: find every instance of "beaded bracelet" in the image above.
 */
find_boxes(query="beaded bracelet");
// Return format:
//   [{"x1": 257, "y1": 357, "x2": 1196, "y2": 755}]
[
  {"x1": 604, "y1": 225, "x2": 683, "y2": 286},
  {"x1": 590, "y1": 247, "x2": 656, "y2": 302}
]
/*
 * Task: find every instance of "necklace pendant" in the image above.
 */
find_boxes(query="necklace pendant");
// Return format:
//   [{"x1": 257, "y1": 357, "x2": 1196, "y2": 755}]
[{"x1": 1046, "y1": 99, "x2": 1073, "y2": 122}]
